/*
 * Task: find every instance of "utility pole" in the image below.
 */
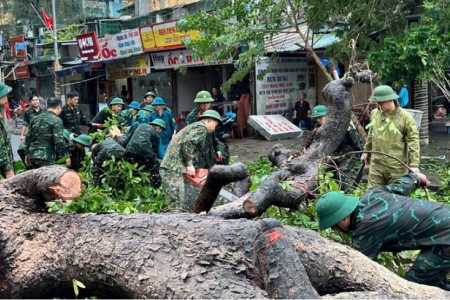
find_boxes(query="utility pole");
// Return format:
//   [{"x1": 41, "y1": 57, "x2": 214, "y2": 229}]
[{"x1": 52, "y1": 0, "x2": 61, "y2": 99}]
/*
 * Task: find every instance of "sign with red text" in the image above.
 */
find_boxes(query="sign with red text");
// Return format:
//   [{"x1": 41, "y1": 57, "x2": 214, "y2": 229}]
[
  {"x1": 106, "y1": 55, "x2": 150, "y2": 80},
  {"x1": 76, "y1": 32, "x2": 100, "y2": 61},
  {"x1": 248, "y1": 115, "x2": 303, "y2": 141},
  {"x1": 151, "y1": 49, "x2": 232, "y2": 69},
  {"x1": 98, "y1": 28, "x2": 143, "y2": 61},
  {"x1": 255, "y1": 56, "x2": 308, "y2": 115},
  {"x1": 140, "y1": 20, "x2": 203, "y2": 51}
]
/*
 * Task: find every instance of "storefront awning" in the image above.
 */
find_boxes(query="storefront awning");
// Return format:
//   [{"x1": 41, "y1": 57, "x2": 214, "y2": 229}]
[
  {"x1": 264, "y1": 25, "x2": 340, "y2": 53},
  {"x1": 54, "y1": 62, "x2": 99, "y2": 78}
]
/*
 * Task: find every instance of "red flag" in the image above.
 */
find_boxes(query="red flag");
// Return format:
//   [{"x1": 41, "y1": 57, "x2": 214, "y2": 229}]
[{"x1": 41, "y1": 7, "x2": 53, "y2": 30}]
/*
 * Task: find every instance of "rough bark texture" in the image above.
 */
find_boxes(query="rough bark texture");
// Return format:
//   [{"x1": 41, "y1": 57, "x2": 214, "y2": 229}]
[
  {"x1": 190, "y1": 163, "x2": 249, "y2": 213},
  {"x1": 0, "y1": 170, "x2": 448, "y2": 298},
  {"x1": 243, "y1": 78, "x2": 355, "y2": 216}
]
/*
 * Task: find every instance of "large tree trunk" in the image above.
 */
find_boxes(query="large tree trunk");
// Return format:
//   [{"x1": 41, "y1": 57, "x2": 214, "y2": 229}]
[
  {"x1": 242, "y1": 78, "x2": 355, "y2": 216},
  {"x1": 0, "y1": 166, "x2": 447, "y2": 299}
]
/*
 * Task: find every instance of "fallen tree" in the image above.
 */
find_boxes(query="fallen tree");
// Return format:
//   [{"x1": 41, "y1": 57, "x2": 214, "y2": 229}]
[
  {"x1": 0, "y1": 170, "x2": 448, "y2": 298},
  {"x1": 242, "y1": 77, "x2": 355, "y2": 217}
]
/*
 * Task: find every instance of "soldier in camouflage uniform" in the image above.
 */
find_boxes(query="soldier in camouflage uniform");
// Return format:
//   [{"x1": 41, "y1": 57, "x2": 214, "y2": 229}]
[
  {"x1": 160, "y1": 110, "x2": 222, "y2": 211},
  {"x1": 123, "y1": 115, "x2": 162, "y2": 187},
  {"x1": 24, "y1": 98, "x2": 70, "y2": 169},
  {"x1": 316, "y1": 173, "x2": 450, "y2": 291},
  {"x1": 90, "y1": 97, "x2": 126, "y2": 132},
  {"x1": 91, "y1": 139, "x2": 126, "y2": 186},
  {"x1": 0, "y1": 82, "x2": 14, "y2": 179},
  {"x1": 59, "y1": 91, "x2": 92, "y2": 171},
  {"x1": 18, "y1": 95, "x2": 45, "y2": 169},
  {"x1": 301, "y1": 105, "x2": 363, "y2": 191},
  {"x1": 361, "y1": 85, "x2": 420, "y2": 188},
  {"x1": 186, "y1": 90, "x2": 230, "y2": 168},
  {"x1": 67, "y1": 134, "x2": 91, "y2": 171}
]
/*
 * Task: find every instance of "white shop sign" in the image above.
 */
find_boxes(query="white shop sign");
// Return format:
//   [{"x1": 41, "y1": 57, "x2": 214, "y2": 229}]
[
  {"x1": 150, "y1": 49, "x2": 232, "y2": 69},
  {"x1": 255, "y1": 56, "x2": 308, "y2": 115},
  {"x1": 247, "y1": 114, "x2": 303, "y2": 141},
  {"x1": 98, "y1": 28, "x2": 144, "y2": 61}
]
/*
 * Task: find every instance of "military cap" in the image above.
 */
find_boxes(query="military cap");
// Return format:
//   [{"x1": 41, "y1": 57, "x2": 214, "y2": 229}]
[
  {"x1": 150, "y1": 118, "x2": 166, "y2": 130},
  {"x1": 369, "y1": 85, "x2": 399, "y2": 103},
  {"x1": 194, "y1": 91, "x2": 214, "y2": 103},
  {"x1": 316, "y1": 192, "x2": 358, "y2": 230}
]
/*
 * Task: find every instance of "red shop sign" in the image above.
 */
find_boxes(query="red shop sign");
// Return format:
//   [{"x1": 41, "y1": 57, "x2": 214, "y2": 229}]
[{"x1": 76, "y1": 32, "x2": 100, "y2": 61}]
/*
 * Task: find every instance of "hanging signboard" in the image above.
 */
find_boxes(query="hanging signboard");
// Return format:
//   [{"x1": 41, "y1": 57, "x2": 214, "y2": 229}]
[
  {"x1": 139, "y1": 20, "x2": 203, "y2": 51},
  {"x1": 255, "y1": 57, "x2": 308, "y2": 115},
  {"x1": 247, "y1": 115, "x2": 303, "y2": 141},
  {"x1": 150, "y1": 49, "x2": 232, "y2": 69},
  {"x1": 98, "y1": 28, "x2": 143, "y2": 61},
  {"x1": 106, "y1": 55, "x2": 151, "y2": 80},
  {"x1": 9, "y1": 35, "x2": 30, "y2": 79},
  {"x1": 76, "y1": 32, "x2": 100, "y2": 61}
]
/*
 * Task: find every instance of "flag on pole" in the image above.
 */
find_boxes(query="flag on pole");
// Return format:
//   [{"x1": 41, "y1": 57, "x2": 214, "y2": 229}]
[{"x1": 41, "y1": 7, "x2": 53, "y2": 30}]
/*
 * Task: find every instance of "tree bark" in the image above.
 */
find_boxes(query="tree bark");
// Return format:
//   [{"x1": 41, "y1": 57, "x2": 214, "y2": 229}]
[
  {"x1": 0, "y1": 178, "x2": 447, "y2": 299},
  {"x1": 190, "y1": 163, "x2": 249, "y2": 213},
  {"x1": 243, "y1": 78, "x2": 355, "y2": 216}
]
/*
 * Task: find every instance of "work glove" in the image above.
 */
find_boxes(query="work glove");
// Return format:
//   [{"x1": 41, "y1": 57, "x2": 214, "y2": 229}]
[
  {"x1": 185, "y1": 165, "x2": 195, "y2": 176},
  {"x1": 410, "y1": 167, "x2": 420, "y2": 173},
  {"x1": 416, "y1": 172, "x2": 428, "y2": 187},
  {"x1": 361, "y1": 153, "x2": 369, "y2": 164}
]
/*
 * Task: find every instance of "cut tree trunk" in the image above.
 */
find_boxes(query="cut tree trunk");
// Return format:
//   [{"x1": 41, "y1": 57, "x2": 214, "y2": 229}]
[
  {"x1": 243, "y1": 78, "x2": 356, "y2": 217},
  {"x1": 0, "y1": 170, "x2": 447, "y2": 298}
]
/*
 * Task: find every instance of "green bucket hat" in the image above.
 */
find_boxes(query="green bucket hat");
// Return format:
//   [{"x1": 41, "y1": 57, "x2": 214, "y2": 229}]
[
  {"x1": 73, "y1": 134, "x2": 91, "y2": 147},
  {"x1": 198, "y1": 110, "x2": 223, "y2": 126},
  {"x1": 316, "y1": 192, "x2": 359, "y2": 230},
  {"x1": 311, "y1": 105, "x2": 327, "y2": 118},
  {"x1": 0, "y1": 82, "x2": 12, "y2": 98},
  {"x1": 145, "y1": 91, "x2": 156, "y2": 97},
  {"x1": 128, "y1": 101, "x2": 141, "y2": 110},
  {"x1": 194, "y1": 91, "x2": 214, "y2": 103},
  {"x1": 152, "y1": 97, "x2": 166, "y2": 106},
  {"x1": 110, "y1": 97, "x2": 125, "y2": 106},
  {"x1": 369, "y1": 85, "x2": 399, "y2": 103},
  {"x1": 143, "y1": 105, "x2": 155, "y2": 112},
  {"x1": 63, "y1": 129, "x2": 71, "y2": 142},
  {"x1": 150, "y1": 118, "x2": 167, "y2": 130}
]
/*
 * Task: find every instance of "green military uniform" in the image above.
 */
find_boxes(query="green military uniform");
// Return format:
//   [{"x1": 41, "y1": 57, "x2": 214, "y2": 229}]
[
  {"x1": 92, "y1": 139, "x2": 126, "y2": 185},
  {"x1": 364, "y1": 86, "x2": 420, "y2": 188},
  {"x1": 123, "y1": 121, "x2": 161, "y2": 187},
  {"x1": 120, "y1": 101, "x2": 140, "y2": 126},
  {"x1": 317, "y1": 174, "x2": 450, "y2": 289},
  {"x1": 18, "y1": 107, "x2": 45, "y2": 169},
  {"x1": 0, "y1": 113, "x2": 14, "y2": 178},
  {"x1": 24, "y1": 111, "x2": 70, "y2": 168},
  {"x1": 186, "y1": 108, "x2": 230, "y2": 167},
  {"x1": 160, "y1": 122, "x2": 209, "y2": 210},
  {"x1": 59, "y1": 105, "x2": 91, "y2": 135}
]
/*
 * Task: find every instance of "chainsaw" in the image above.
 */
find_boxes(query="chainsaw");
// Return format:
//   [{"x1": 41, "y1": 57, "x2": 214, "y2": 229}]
[{"x1": 183, "y1": 168, "x2": 239, "y2": 202}]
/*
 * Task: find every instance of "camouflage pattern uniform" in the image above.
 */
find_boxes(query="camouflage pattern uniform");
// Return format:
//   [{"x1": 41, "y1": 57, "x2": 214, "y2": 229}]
[
  {"x1": 0, "y1": 114, "x2": 14, "y2": 178},
  {"x1": 160, "y1": 122, "x2": 208, "y2": 210},
  {"x1": 59, "y1": 105, "x2": 91, "y2": 170},
  {"x1": 24, "y1": 111, "x2": 70, "y2": 168},
  {"x1": 364, "y1": 105, "x2": 420, "y2": 188},
  {"x1": 186, "y1": 108, "x2": 230, "y2": 168},
  {"x1": 123, "y1": 123, "x2": 161, "y2": 187},
  {"x1": 149, "y1": 111, "x2": 178, "y2": 159},
  {"x1": 18, "y1": 107, "x2": 45, "y2": 169},
  {"x1": 350, "y1": 174, "x2": 450, "y2": 288},
  {"x1": 90, "y1": 108, "x2": 126, "y2": 134},
  {"x1": 92, "y1": 139, "x2": 126, "y2": 185},
  {"x1": 59, "y1": 105, "x2": 91, "y2": 135}
]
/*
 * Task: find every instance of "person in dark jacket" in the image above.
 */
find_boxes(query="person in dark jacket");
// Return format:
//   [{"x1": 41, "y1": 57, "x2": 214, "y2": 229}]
[
  {"x1": 316, "y1": 173, "x2": 450, "y2": 291},
  {"x1": 91, "y1": 139, "x2": 126, "y2": 186}
]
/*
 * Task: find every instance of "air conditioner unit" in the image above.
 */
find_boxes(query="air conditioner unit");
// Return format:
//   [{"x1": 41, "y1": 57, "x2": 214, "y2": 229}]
[{"x1": 172, "y1": 7, "x2": 188, "y2": 20}]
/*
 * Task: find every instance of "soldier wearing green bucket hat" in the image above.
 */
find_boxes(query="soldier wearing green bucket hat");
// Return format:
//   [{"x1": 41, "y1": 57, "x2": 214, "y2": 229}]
[
  {"x1": 316, "y1": 172, "x2": 450, "y2": 291},
  {"x1": 0, "y1": 82, "x2": 14, "y2": 178},
  {"x1": 91, "y1": 97, "x2": 126, "y2": 131},
  {"x1": 301, "y1": 104, "x2": 363, "y2": 191},
  {"x1": 67, "y1": 134, "x2": 91, "y2": 171},
  {"x1": 120, "y1": 101, "x2": 141, "y2": 126},
  {"x1": 361, "y1": 85, "x2": 419, "y2": 188},
  {"x1": 160, "y1": 110, "x2": 222, "y2": 211},
  {"x1": 186, "y1": 90, "x2": 230, "y2": 168}
]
